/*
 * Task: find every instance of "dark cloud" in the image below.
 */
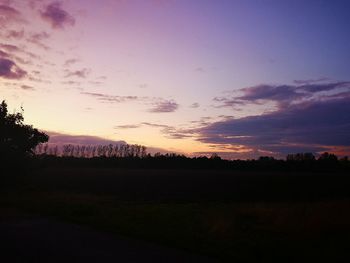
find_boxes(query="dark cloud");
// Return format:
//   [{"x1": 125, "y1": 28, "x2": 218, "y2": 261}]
[
  {"x1": 149, "y1": 100, "x2": 179, "y2": 113},
  {"x1": 21, "y1": 84, "x2": 35, "y2": 90},
  {"x1": 0, "y1": 58, "x2": 27, "y2": 79},
  {"x1": 47, "y1": 131, "x2": 126, "y2": 146},
  {"x1": 65, "y1": 68, "x2": 90, "y2": 78},
  {"x1": 239, "y1": 84, "x2": 303, "y2": 103},
  {"x1": 214, "y1": 82, "x2": 350, "y2": 110},
  {"x1": 40, "y1": 1, "x2": 75, "y2": 29},
  {"x1": 199, "y1": 96, "x2": 350, "y2": 155}
]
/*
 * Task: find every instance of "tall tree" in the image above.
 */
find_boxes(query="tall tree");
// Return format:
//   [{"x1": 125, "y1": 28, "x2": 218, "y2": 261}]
[{"x1": 0, "y1": 100, "x2": 49, "y2": 159}]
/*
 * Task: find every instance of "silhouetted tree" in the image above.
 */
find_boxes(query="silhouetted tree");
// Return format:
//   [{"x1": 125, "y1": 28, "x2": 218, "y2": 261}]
[
  {"x1": 286, "y1": 153, "x2": 315, "y2": 161},
  {"x1": 210, "y1": 153, "x2": 221, "y2": 160},
  {"x1": 259, "y1": 156, "x2": 275, "y2": 162},
  {"x1": 0, "y1": 100, "x2": 48, "y2": 163},
  {"x1": 318, "y1": 152, "x2": 338, "y2": 161}
]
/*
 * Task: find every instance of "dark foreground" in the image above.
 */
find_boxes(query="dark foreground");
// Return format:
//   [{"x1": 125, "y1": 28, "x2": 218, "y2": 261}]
[
  {"x1": 1, "y1": 167, "x2": 350, "y2": 262},
  {"x1": 0, "y1": 218, "x2": 215, "y2": 263}
]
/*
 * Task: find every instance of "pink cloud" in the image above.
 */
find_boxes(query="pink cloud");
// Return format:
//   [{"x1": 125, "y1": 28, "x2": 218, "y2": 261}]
[
  {"x1": 40, "y1": 1, "x2": 75, "y2": 29},
  {"x1": 149, "y1": 100, "x2": 179, "y2": 113},
  {"x1": 0, "y1": 58, "x2": 27, "y2": 79},
  {"x1": 0, "y1": 4, "x2": 23, "y2": 26}
]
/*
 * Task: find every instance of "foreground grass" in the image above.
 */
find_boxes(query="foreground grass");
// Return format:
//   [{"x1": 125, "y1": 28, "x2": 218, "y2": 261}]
[{"x1": 1, "y1": 168, "x2": 350, "y2": 262}]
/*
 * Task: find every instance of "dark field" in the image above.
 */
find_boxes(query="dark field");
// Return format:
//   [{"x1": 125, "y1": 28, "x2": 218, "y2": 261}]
[{"x1": 1, "y1": 168, "x2": 350, "y2": 262}]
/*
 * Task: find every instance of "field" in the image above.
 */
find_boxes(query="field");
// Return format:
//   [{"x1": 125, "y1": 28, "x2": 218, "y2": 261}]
[{"x1": 1, "y1": 167, "x2": 350, "y2": 262}]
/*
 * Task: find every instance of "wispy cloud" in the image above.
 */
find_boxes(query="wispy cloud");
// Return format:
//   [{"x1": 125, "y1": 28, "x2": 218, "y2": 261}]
[
  {"x1": 0, "y1": 4, "x2": 23, "y2": 26},
  {"x1": 81, "y1": 92, "x2": 139, "y2": 103},
  {"x1": 148, "y1": 99, "x2": 179, "y2": 113},
  {"x1": 0, "y1": 49, "x2": 9, "y2": 57},
  {"x1": 141, "y1": 122, "x2": 169, "y2": 128},
  {"x1": 0, "y1": 43, "x2": 41, "y2": 63},
  {"x1": 64, "y1": 68, "x2": 90, "y2": 78},
  {"x1": 6, "y1": 30, "x2": 24, "y2": 39},
  {"x1": 138, "y1": 83, "x2": 148, "y2": 89},
  {"x1": 293, "y1": 77, "x2": 330, "y2": 85},
  {"x1": 40, "y1": 1, "x2": 75, "y2": 29},
  {"x1": 115, "y1": 124, "x2": 141, "y2": 129},
  {"x1": 82, "y1": 90, "x2": 179, "y2": 113},
  {"x1": 0, "y1": 43, "x2": 20, "y2": 53},
  {"x1": 61, "y1": 80, "x2": 81, "y2": 86},
  {"x1": 0, "y1": 4, "x2": 20, "y2": 15},
  {"x1": 27, "y1": 31, "x2": 50, "y2": 50},
  {"x1": 195, "y1": 67, "x2": 205, "y2": 73},
  {"x1": 64, "y1": 58, "x2": 79, "y2": 67},
  {"x1": 190, "y1": 102, "x2": 200, "y2": 108},
  {"x1": 115, "y1": 122, "x2": 170, "y2": 130},
  {"x1": 115, "y1": 121, "x2": 196, "y2": 140},
  {"x1": 21, "y1": 84, "x2": 35, "y2": 90}
]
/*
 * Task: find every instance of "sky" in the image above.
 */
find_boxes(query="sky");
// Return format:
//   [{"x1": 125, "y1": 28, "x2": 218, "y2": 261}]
[{"x1": 1, "y1": 0, "x2": 350, "y2": 158}]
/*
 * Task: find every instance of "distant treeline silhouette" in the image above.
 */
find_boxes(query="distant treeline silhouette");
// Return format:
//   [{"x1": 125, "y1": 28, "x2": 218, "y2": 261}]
[
  {"x1": 34, "y1": 143, "x2": 147, "y2": 158},
  {"x1": 32, "y1": 144, "x2": 350, "y2": 172}
]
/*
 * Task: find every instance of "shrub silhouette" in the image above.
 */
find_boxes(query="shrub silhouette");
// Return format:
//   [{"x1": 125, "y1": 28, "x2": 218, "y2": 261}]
[{"x1": 0, "y1": 100, "x2": 49, "y2": 162}]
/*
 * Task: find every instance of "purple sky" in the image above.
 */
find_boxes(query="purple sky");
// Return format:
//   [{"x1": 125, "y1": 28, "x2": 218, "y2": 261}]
[{"x1": 1, "y1": 0, "x2": 350, "y2": 158}]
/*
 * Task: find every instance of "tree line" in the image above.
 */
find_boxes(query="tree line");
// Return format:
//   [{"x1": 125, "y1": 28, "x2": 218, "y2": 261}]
[
  {"x1": 32, "y1": 148, "x2": 350, "y2": 172},
  {"x1": 34, "y1": 143, "x2": 147, "y2": 158}
]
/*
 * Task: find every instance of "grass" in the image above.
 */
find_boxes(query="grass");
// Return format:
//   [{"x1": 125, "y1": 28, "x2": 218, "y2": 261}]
[{"x1": 1, "y1": 167, "x2": 350, "y2": 262}]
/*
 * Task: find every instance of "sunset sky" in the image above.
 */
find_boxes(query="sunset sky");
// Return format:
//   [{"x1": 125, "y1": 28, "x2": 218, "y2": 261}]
[{"x1": 1, "y1": 0, "x2": 350, "y2": 158}]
